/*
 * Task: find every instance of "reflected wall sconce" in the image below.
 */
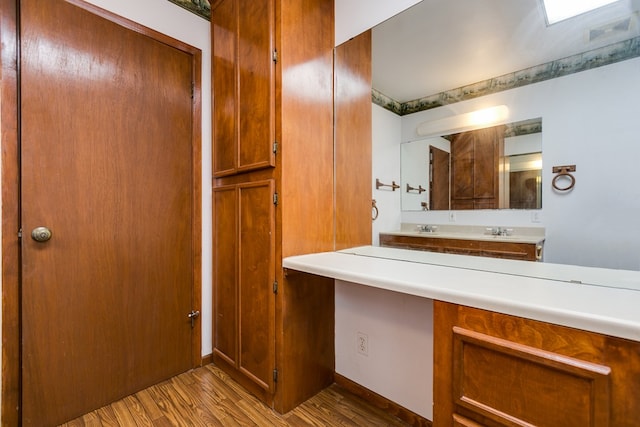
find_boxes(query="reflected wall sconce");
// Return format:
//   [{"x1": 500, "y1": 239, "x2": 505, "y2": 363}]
[{"x1": 416, "y1": 105, "x2": 510, "y2": 138}]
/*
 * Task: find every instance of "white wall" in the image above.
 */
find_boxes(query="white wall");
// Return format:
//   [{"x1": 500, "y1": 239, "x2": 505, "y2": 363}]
[
  {"x1": 372, "y1": 104, "x2": 402, "y2": 246},
  {"x1": 83, "y1": 0, "x2": 213, "y2": 359},
  {"x1": 335, "y1": 280, "x2": 434, "y2": 419},
  {"x1": 400, "y1": 139, "x2": 429, "y2": 211}
]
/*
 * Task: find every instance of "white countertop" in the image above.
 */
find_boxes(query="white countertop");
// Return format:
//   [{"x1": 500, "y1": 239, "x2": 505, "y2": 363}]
[
  {"x1": 383, "y1": 223, "x2": 546, "y2": 245},
  {"x1": 380, "y1": 230, "x2": 544, "y2": 245},
  {"x1": 283, "y1": 246, "x2": 640, "y2": 342}
]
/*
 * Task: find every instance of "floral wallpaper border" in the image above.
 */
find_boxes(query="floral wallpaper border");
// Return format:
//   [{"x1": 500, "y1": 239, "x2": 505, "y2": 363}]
[
  {"x1": 167, "y1": 0, "x2": 211, "y2": 20},
  {"x1": 375, "y1": 36, "x2": 640, "y2": 116}
]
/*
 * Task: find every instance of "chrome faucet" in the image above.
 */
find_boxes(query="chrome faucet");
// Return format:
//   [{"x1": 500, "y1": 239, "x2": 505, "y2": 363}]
[
  {"x1": 417, "y1": 224, "x2": 438, "y2": 233},
  {"x1": 487, "y1": 227, "x2": 513, "y2": 236}
]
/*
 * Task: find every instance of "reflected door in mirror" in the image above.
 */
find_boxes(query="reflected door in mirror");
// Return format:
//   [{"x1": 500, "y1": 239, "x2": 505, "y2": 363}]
[{"x1": 430, "y1": 146, "x2": 450, "y2": 210}]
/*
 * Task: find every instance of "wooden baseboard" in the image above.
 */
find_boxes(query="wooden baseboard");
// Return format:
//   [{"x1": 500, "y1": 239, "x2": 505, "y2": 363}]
[
  {"x1": 334, "y1": 373, "x2": 432, "y2": 427},
  {"x1": 201, "y1": 353, "x2": 213, "y2": 366}
]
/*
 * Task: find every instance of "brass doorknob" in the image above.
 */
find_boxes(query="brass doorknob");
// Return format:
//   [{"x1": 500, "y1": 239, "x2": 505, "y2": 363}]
[{"x1": 31, "y1": 226, "x2": 52, "y2": 242}]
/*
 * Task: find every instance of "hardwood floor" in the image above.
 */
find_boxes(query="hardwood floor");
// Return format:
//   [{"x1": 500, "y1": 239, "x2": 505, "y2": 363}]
[{"x1": 60, "y1": 364, "x2": 411, "y2": 426}]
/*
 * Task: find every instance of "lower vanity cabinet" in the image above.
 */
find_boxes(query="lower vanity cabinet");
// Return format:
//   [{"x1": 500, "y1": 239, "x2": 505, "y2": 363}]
[
  {"x1": 379, "y1": 233, "x2": 542, "y2": 261},
  {"x1": 434, "y1": 301, "x2": 640, "y2": 427}
]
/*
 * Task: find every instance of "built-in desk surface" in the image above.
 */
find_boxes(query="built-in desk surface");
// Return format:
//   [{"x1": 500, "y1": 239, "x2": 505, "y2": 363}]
[{"x1": 283, "y1": 246, "x2": 640, "y2": 342}]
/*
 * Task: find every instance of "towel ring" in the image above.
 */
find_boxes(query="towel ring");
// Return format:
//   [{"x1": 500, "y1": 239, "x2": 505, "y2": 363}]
[
  {"x1": 551, "y1": 165, "x2": 576, "y2": 192},
  {"x1": 372, "y1": 199, "x2": 379, "y2": 221}
]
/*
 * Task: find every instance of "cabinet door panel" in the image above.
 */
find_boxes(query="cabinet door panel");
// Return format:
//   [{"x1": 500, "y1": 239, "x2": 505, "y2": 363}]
[
  {"x1": 212, "y1": 0, "x2": 275, "y2": 177},
  {"x1": 238, "y1": 180, "x2": 276, "y2": 391},
  {"x1": 451, "y1": 132, "x2": 474, "y2": 201},
  {"x1": 237, "y1": 0, "x2": 275, "y2": 172},
  {"x1": 213, "y1": 185, "x2": 238, "y2": 365},
  {"x1": 473, "y1": 127, "x2": 499, "y2": 200},
  {"x1": 453, "y1": 326, "x2": 610, "y2": 427},
  {"x1": 212, "y1": 0, "x2": 237, "y2": 176}
]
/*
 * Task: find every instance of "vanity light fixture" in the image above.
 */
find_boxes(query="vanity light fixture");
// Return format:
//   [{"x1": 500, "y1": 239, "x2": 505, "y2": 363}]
[
  {"x1": 541, "y1": 0, "x2": 620, "y2": 25},
  {"x1": 416, "y1": 105, "x2": 509, "y2": 138}
]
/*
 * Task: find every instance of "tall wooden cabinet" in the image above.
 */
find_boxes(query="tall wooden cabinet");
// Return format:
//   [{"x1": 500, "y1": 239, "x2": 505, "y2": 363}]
[
  {"x1": 451, "y1": 126, "x2": 504, "y2": 210},
  {"x1": 211, "y1": 0, "x2": 339, "y2": 413}
]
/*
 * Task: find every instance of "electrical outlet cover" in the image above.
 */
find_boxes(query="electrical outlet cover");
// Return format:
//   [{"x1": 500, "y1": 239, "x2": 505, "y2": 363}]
[{"x1": 356, "y1": 332, "x2": 368, "y2": 356}]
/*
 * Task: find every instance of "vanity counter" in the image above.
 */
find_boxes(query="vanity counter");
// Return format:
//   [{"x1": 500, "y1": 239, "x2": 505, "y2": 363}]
[
  {"x1": 380, "y1": 230, "x2": 544, "y2": 245},
  {"x1": 283, "y1": 246, "x2": 640, "y2": 342}
]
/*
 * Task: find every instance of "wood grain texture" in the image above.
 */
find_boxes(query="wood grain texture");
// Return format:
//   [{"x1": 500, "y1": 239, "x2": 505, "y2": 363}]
[
  {"x1": 17, "y1": 1, "x2": 202, "y2": 424},
  {"x1": 0, "y1": 0, "x2": 21, "y2": 424},
  {"x1": 212, "y1": 180, "x2": 276, "y2": 401},
  {"x1": 213, "y1": 0, "x2": 336, "y2": 414},
  {"x1": 434, "y1": 301, "x2": 640, "y2": 427},
  {"x1": 334, "y1": 30, "x2": 373, "y2": 250},
  {"x1": 211, "y1": 0, "x2": 275, "y2": 176},
  {"x1": 274, "y1": 1, "x2": 336, "y2": 412},
  {"x1": 238, "y1": 181, "x2": 276, "y2": 391},
  {"x1": 430, "y1": 146, "x2": 451, "y2": 210},
  {"x1": 379, "y1": 234, "x2": 538, "y2": 261},
  {"x1": 453, "y1": 326, "x2": 610, "y2": 426},
  {"x1": 211, "y1": 0, "x2": 237, "y2": 176},
  {"x1": 61, "y1": 365, "x2": 411, "y2": 427},
  {"x1": 212, "y1": 185, "x2": 239, "y2": 366},
  {"x1": 335, "y1": 373, "x2": 433, "y2": 427},
  {"x1": 236, "y1": 0, "x2": 276, "y2": 173},
  {"x1": 277, "y1": 271, "x2": 335, "y2": 412},
  {"x1": 278, "y1": 0, "x2": 336, "y2": 257},
  {"x1": 451, "y1": 126, "x2": 504, "y2": 210}
]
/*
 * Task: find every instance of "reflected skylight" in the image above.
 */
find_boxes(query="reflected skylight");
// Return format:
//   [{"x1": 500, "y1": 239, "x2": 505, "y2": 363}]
[{"x1": 542, "y1": 0, "x2": 620, "y2": 24}]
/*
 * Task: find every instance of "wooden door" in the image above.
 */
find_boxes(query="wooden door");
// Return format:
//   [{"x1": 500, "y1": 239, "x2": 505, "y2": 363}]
[
  {"x1": 19, "y1": 1, "x2": 197, "y2": 425},
  {"x1": 430, "y1": 146, "x2": 450, "y2": 210},
  {"x1": 510, "y1": 170, "x2": 540, "y2": 209}
]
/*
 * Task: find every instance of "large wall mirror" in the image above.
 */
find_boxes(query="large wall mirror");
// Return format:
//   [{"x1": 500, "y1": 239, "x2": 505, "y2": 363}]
[
  {"x1": 367, "y1": 0, "x2": 640, "y2": 269},
  {"x1": 372, "y1": 0, "x2": 640, "y2": 214}
]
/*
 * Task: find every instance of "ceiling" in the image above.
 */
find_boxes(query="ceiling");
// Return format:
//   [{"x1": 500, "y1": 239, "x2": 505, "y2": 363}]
[{"x1": 372, "y1": 0, "x2": 640, "y2": 103}]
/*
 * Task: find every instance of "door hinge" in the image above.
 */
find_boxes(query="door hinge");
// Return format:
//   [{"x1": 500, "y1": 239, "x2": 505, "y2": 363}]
[
  {"x1": 273, "y1": 280, "x2": 278, "y2": 294},
  {"x1": 18, "y1": 228, "x2": 23, "y2": 239},
  {"x1": 272, "y1": 49, "x2": 278, "y2": 64},
  {"x1": 273, "y1": 141, "x2": 278, "y2": 155},
  {"x1": 273, "y1": 192, "x2": 279, "y2": 206},
  {"x1": 187, "y1": 310, "x2": 200, "y2": 328},
  {"x1": 273, "y1": 369, "x2": 278, "y2": 382}
]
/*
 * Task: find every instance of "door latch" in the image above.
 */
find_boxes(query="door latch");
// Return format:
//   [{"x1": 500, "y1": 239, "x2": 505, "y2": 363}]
[{"x1": 187, "y1": 310, "x2": 200, "y2": 328}]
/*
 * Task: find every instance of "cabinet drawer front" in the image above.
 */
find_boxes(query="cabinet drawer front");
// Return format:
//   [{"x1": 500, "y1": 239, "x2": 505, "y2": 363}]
[{"x1": 452, "y1": 326, "x2": 611, "y2": 427}]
